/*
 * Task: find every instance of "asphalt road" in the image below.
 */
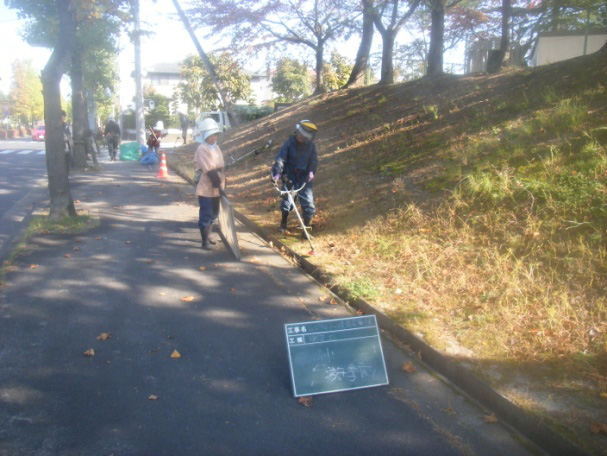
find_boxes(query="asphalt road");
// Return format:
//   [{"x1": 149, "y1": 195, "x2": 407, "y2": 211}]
[
  {"x1": 0, "y1": 139, "x2": 48, "y2": 258},
  {"x1": 0, "y1": 158, "x2": 542, "y2": 455},
  {"x1": 0, "y1": 139, "x2": 46, "y2": 216}
]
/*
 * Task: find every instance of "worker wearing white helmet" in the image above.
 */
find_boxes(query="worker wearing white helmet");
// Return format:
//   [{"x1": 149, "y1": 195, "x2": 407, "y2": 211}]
[
  {"x1": 194, "y1": 117, "x2": 225, "y2": 250},
  {"x1": 271, "y1": 120, "x2": 319, "y2": 233}
]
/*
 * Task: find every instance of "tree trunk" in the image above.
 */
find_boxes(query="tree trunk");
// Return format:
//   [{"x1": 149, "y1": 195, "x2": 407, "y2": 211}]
[
  {"x1": 70, "y1": 42, "x2": 88, "y2": 170},
  {"x1": 488, "y1": 0, "x2": 511, "y2": 74},
  {"x1": 313, "y1": 44, "x2": 326, "y2": 94},
  {"x1": 427, "y1": 0, "x2": 445, "y2": 75},
  {"x1": 379, "y1": 29, "x2": 396, "y2": 85},
  {"x1": 83, "y1": 97, "x2": 98, "y2": 166},
  {"x1": 346, "y1": 0, "x2": 375, "y2": 87},
  {"x1": 42, "y1": 0, "x2": 76, "y2": 220}
]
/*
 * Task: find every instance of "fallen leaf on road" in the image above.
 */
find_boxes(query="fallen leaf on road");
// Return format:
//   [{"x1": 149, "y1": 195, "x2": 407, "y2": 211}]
[
  {"x1": 181, "y1": 296, "x2": 195, "y2": 302},
  {"x1": 329, "y1": 298, "x2": 337, "y2": 305},
  {"x1": 64, "y1": 254, "x2": 71, "y2": 259},
  {"x1": 29, "y1": 264, "x2": 39, "y2": 269},
  {"x1": 145, "y1": 260, "x2": 154, "y2": 264},
  {"x1": 357, "y1": 310, "x2": 364, "y2": 315},
  {"x1": 148, "y1": 395, "x2": 159, "y2": 401},
  {"x1": 73, "y1": 247, "x2": 79, "y2": 251},
  {"x1": 199, "y1": 266, "x2": 207, "y2": 271},
  {"x1": 298, "y1": 397, "x2": 313, "y2": 407},
  {"x1": 83, "y1": 349, "x2": 95, "y2": 357},
  {"x1": 590, "y1": 422, "x2": 607, "y2": 435},
  {"x1": 402, "y1": 362, "x2": 416, "y2": 373},
  {"x1": 318, "y1": 296, "x2": 328, "y2": 302},
  {"x1": 170, "y1": 350, "x2": 181, "y2": 358},
  {"x1": 96, "y1": 333, "x2": 111, "y2": 341},
  {"x1": 95, "y1": 237, "x2": 102, "y2": 240},
  {"x1": 230, "y1": 288, "x2": 237, "y2": 293},
  {"x1": 483, "y1": 413, "x2": 498, "y2": 424}
]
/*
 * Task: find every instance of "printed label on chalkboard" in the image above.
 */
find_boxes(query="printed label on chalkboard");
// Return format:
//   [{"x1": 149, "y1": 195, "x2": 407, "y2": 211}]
[{"x1": 285, "y1": 315, "x2": 389, "y2": 397}]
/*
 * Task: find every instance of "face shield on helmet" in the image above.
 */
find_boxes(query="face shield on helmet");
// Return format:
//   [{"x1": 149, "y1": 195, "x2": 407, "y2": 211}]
[
  {"x1": 295, "y1": 120, "x2": 317, "y2": 141},
  {"x1": 194, "y1": 117, "x2": 222, "y2": 143}
]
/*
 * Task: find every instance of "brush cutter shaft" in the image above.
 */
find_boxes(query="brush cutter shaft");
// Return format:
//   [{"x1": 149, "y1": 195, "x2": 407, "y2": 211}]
[
  {"x1": 227, "y1": 140, "x2": 273, "y2": 167},
  {"x1": 273, "y1": 181, "x2": 315, "y2": 252}
]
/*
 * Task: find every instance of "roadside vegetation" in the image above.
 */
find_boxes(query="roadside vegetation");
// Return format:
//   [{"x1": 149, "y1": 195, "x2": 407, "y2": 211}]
[{"x1": 169, "y1": 49, "x2": 607, "y2": 453}]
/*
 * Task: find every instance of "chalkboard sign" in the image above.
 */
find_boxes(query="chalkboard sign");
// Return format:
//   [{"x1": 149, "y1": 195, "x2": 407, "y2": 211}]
[{"x1": 285, "y1": 315, "x2": 389, "y2": 397}]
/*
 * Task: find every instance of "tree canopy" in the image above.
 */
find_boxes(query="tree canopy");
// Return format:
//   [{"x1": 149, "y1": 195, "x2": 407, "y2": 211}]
[
  {"x1": 188, "y1": 0, "x2": 359, "y2": 93},
  {"x1": 271, "y1": 58, "x2": 312, "y2": 102},
  {"x1": 176, "y1": 52, "x2": 252, "y2": 114},
  {"x1": 9, "y1": 59, "x2": 44, "y2": 126}
]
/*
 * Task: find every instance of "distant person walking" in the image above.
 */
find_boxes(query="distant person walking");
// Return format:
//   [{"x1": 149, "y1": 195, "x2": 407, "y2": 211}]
[
  {"x1": 271, "y1": 120, "x2": 319, "y2": 233},
  {"x1": 179, "y1": 113, "x2": 190, "y2": 144},
  {"x1": 104, "y1": 117, "x2": 121, "y2": 161},
  {"x1": 193, "y1": 118, "x2": 225, "y2": 250}
]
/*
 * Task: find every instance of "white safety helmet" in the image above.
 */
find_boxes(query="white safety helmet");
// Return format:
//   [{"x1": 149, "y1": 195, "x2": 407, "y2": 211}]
[
  {"x1": 154, "y1": 120, "x2": 165, "y2": 131},
  {"x1": 194, "y1": 117, "x2": 222, "y2": 143},
  {"x1": 295, "y1": 120, "x2": 317, "y2": 141}
]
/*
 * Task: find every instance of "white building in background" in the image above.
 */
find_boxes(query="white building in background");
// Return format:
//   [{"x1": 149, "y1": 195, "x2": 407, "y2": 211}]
[
  {"x1": 530, "y1": 29, "x2": 607, "y2": 66},
  {"x1": 141, "y1": 62, "x2": 276, "y2": 110},
  {"x1": 144, "y1": 62, "x2": 182, "y2": 99}
]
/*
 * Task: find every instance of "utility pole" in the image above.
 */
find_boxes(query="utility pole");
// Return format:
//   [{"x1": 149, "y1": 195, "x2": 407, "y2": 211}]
[{"x1": 134, "y1": 0, "x2": 145, "y2": 145}]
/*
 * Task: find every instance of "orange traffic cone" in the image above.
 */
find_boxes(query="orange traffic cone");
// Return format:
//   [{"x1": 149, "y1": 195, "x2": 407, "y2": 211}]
[{"x1": 156, "y1": 151, "x2": 169, "y2": 178}]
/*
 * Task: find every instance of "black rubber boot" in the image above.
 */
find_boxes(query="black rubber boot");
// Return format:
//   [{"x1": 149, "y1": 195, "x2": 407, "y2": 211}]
[
  {"x1": 279, "y1": 211, "x2": 289, "y2": 232},
  {"x1": 199, "y1": 226, "x2": 213, "y2": 250}
]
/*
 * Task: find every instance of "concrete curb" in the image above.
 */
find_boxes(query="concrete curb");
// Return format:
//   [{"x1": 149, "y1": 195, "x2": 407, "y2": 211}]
[{"x1": 232, "y1": 210, "x2": 590, "y2": 456}]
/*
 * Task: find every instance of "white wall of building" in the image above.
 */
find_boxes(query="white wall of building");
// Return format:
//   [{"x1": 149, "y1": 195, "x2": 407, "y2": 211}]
[{"x1": 532, "y1": 32, "x2": 607, "y2": 66}]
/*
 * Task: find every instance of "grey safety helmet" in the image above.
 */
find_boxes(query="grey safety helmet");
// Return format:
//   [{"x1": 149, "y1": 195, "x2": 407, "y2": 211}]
[
  {"x1": 295, "y1": 120, "x2": 317, "y2": 141},
  {"x1": 194, "y1": 118, "x2": 222, "y2": 143}
]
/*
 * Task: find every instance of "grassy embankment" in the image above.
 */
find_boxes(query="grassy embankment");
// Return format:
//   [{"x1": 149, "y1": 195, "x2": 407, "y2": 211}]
[{"x1": 169, "y1": 49, "x2": 607, "y2": 452}]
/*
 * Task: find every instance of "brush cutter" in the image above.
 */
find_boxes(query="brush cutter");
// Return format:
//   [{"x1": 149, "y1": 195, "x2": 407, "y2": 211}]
[
  {"x1": 273, "y1": 177, "x2": 315, "y2": 255},
  {"x1": 226, "y1": 140, "x2": 273, "y2": 168}
]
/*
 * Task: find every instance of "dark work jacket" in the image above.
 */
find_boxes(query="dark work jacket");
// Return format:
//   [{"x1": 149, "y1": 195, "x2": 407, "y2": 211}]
[
  {"x1": 271, "y1": 135, "x2": 318, "y2": 181},
  {"x1": 104, "y1": 120, "x2": 121, "y2": 136}
]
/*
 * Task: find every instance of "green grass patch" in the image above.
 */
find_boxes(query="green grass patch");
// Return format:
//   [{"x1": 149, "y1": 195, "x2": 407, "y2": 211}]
[{"x1": 27, "y1": 211, "x2": 98, "y2": 236}]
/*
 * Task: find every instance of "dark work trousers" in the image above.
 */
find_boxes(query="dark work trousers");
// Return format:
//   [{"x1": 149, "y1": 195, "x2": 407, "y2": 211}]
[
  {"x1": 280, "y1": 176, "x2": 315, "y2": 220},
  {"x1": 198, "y1": 196, "x2": 220, "y2": 228}
]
